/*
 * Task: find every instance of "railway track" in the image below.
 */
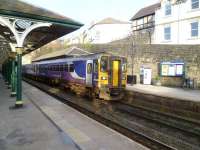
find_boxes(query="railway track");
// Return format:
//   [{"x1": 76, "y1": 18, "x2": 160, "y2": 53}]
[{"x1": 23, "y1": 78, "x2": 200, "y2": 150}]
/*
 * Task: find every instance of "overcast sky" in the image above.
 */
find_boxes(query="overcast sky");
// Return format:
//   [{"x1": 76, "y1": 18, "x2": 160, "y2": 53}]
[{"x1": 22, "y1": 0, "x2": 159, "y2": 24}]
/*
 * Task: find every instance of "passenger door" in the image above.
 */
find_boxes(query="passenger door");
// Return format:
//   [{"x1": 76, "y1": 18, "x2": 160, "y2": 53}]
[
  {"x1": 86, "y1": 60, "x2": 93, "y2": 87},
  {"x1": 112, "y1": 60, "x2": 120, "y2": 87}
]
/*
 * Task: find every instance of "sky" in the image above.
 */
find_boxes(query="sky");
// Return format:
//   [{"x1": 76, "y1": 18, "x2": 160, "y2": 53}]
[{"x1": 22, "y1": 0, "x2": 159, "y2": 25}]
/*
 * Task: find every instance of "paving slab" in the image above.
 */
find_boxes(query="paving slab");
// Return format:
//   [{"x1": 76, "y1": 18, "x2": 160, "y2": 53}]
[
  {"x1": 126, "y1": 84, "x2": 200, "y2": 102},
  {"x1": 0, "y1": 75, "x2": 81, "y2": 150},
  {"x1": 22, "y1": 81, "x2": 149, "y2": 150}
]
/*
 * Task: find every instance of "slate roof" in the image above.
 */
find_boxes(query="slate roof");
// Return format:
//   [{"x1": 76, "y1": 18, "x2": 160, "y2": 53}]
[
  {"x1": 96, "y1": 17, "x2": 130, "y2": 25},
  {"x1": 130, "y1": 3, "x2": 161, "y2": 21},
  {"x1": 89, "y1": 17, "x2": 131, "y2": 30}
]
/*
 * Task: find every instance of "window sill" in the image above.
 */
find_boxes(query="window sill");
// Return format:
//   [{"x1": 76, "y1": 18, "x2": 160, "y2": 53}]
[
  {"x1": 163, "y1": 14, "x2": 172, "y2": 18},
  {"x1": 162, "y1": 40, "x2": 172, "y2": 43},
  {"x1": 188, "y1": 37, "x2": 200, "y2": 40},
  {"x1": 188, "y1": 8, "x2": 200, "y2": 13}
]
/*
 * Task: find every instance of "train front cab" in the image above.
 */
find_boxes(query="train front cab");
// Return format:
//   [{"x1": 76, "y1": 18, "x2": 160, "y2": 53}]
[{"x1": 98, "y1": 55, "x2": 127, "y2": 100}]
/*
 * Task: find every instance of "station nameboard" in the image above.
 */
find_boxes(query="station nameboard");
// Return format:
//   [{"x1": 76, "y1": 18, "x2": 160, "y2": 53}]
[{"x1": 160, "y1": 62, "x2": 184, "y2": 77}]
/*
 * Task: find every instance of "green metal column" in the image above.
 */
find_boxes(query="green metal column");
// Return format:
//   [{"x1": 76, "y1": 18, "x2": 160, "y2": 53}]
[
  {"x1": 16, "y1": 47, "x2": 23, "y2": 108},
  {"x1": 5, "y1": 62, "x2": 8, "y2": 83},
  {"x1": 11, "y1": 52, "x2": 17, "y2": 97},
  {"x1": 2, "y1": 62, "x2": 5, "y2": 79},
  {"x1": 7, "y1": 59, "x2": 12, "y2": 89}
]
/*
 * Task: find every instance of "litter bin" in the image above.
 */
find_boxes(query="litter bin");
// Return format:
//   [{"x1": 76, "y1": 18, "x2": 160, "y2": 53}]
[{"x1": 127, "y1": 75, "x2": 137, "y2": 84}]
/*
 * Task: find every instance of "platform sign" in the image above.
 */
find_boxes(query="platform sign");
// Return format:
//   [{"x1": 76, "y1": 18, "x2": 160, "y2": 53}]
[{"x1": 160, "y1": 62, "x2": 184, "y2": 77}]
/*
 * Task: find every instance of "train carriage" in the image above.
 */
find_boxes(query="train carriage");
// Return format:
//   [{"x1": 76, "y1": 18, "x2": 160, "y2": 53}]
[{"x1": 23, "y1": 52, "x2": 127, "y2": 100}]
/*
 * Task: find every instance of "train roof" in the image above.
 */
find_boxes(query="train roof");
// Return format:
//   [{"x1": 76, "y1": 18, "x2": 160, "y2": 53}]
[
  {"x1": 32, "y1": 47, "x2": 93, "y2": 62},
  {"x1": 32, "y1": 52, "x2": 126, "y2": 65}
]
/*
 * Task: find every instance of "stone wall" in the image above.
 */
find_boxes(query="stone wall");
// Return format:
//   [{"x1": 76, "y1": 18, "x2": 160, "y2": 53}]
[{"x1": 81, "y1": 44, "x2": 200, "y2": 88}]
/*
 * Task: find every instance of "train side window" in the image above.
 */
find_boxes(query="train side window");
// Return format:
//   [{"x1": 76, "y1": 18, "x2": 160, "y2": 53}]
[
  {"x1": 93, "y1": 60, "x2": 98, "y2": 73},
  {"x1": 69, "y1": 64, "x2": 74, "y2": 72},
  {"x1": 100, "y1": 56, "x2": 108, "y2": 72},
  {"x1": 60, "y1": 65, "x2": 63, "y2": 71},
  {"x1": 55, "y1": 65, "x2": 57, "y2": 71},
  {"x1": 64, "y1": 64, "x2": 68, "y2": 72},
  {"x1": 87, "y1": 63, "x2": 92, "y2": 74},
  {"x1": 122, "y1": 63, "x2": 127, "y2": 72}
]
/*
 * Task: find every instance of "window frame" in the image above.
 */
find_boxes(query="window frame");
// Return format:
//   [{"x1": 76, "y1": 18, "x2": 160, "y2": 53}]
[
  {"x1": 191, "y1": 21, "x2": 199, "y2": 37},
  {"x1": 164, "y1": 26, "x2": 171, "y2": 41},
  {"x1": 64, "y1": 64, "x2": 68, "y2": 72},
  {"x1": 100, "y1": 56, "x2": 108, "y2": 72},
  {"x1": 93, "y1": 60, "x2": 98, "y2": 73},
  {"x1": 165, "y1": 3, "x2": 172, "y2": 16},
  {"x1": 191, "y1": 0, "x2": 199, "y2": 9},
  {"x1": 87, "y1": 63, "x2": 93, "y2": 74},
  {"x1": 69, "y1": 64, "x2": 74, "y2": 72}
]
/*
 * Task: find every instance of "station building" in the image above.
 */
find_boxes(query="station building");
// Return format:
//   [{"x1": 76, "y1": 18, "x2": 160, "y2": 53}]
[{"x1": 131, "y1": 0, "x2": 200, "y2": 45}]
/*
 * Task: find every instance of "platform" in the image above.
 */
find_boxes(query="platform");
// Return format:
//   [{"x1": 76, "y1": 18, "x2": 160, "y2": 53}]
[
  {"x1": 0, "y1": 75, "x2": 148, "y2": 150},
  {"x1": 126, "y1": 84, "x2": 200, "y2": 102}
]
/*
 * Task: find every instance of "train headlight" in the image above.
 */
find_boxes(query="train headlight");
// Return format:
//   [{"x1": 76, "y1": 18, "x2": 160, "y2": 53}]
[{"x1": 101, "y1": 76, "x2": 107, "y2": 80}]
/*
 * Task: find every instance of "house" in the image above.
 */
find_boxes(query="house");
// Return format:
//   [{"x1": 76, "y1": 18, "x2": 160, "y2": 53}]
[
  {"x1": 154, "y1": 0, "x2": 200, "y2": 44},
  {"x1": 65, "y1": 17, "x2": 132, "y2": 44},
  {"x1": 130, "y1": 3, "x2": 161, "y2": 44},
  {"x1": 130, "y1": 3, "x2": 161, "y2": 32},
  {"x1": 86, "y1": 17, "x2": 131, "y2": 44}
]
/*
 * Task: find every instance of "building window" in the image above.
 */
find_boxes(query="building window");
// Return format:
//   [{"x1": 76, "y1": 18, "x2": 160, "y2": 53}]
[
  {"x1": 191, "y1": 22, "x2": 198, "y2": 37},
  {"x1": 164, "y1": 26, "x2": 171, "y2": 40},
  {"x1": 192, "y1": 0, "x2": 199, "y2": 9},
  {"x1": 165, "y1": 3, "x2": 171, "y2": 16}
]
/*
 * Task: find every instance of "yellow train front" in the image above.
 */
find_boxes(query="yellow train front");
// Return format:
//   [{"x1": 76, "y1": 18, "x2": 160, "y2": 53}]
[{"x1": 93, "y1": 53, "x2": 127, "y2": 100}]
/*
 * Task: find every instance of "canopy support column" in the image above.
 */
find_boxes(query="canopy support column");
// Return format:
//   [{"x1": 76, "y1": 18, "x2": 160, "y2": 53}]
[
  {"x1": 10, "y1": 52, "x2": 17, "y2": 97},
  {"x1": 15, "y1": 47, "x2": 23, "y2": 108},
  {"x1": 7, "y1": 59, "x2": 12, "y2": 89}
]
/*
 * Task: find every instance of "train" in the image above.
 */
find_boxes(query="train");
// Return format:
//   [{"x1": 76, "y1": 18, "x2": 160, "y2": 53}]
[{"x1": 22, "y1": 52, "x2": 127, "y2": 100}]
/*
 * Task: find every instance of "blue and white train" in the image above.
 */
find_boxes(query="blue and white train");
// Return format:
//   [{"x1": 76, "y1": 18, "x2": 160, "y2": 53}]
[{"x1": 23, "y1": 52, "x2": 127, "y2": 100}]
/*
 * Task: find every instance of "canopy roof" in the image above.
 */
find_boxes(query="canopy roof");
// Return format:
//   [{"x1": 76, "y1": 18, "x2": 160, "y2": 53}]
[
  {"x1": 0, "y1": 0, "x2": 83, "y2": 26},
  {"x1": 0, "y1": 0, "x2": 83, "y2": 63}
]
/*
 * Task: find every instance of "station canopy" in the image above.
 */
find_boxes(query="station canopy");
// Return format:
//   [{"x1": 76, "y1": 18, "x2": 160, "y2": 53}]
[{"x1": 0, "y1": 0, "x2": 83, "y2": 63}]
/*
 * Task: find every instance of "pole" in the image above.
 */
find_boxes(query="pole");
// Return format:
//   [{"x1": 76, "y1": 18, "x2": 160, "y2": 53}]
[
  {"x1": 10, "y1": 52, "x2": 17, "y2": 97},
  {"x1": 7, "y1": 59, "x2": 12, "y2": 89},
  {"x1": 15, "y1": 47, "x2": 23, "y2": 108}
]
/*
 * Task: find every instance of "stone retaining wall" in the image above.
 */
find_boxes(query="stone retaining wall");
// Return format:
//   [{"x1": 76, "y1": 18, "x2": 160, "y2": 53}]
[{"x1": 80, "y1": 44, "x2": 200, "y2": 88}]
